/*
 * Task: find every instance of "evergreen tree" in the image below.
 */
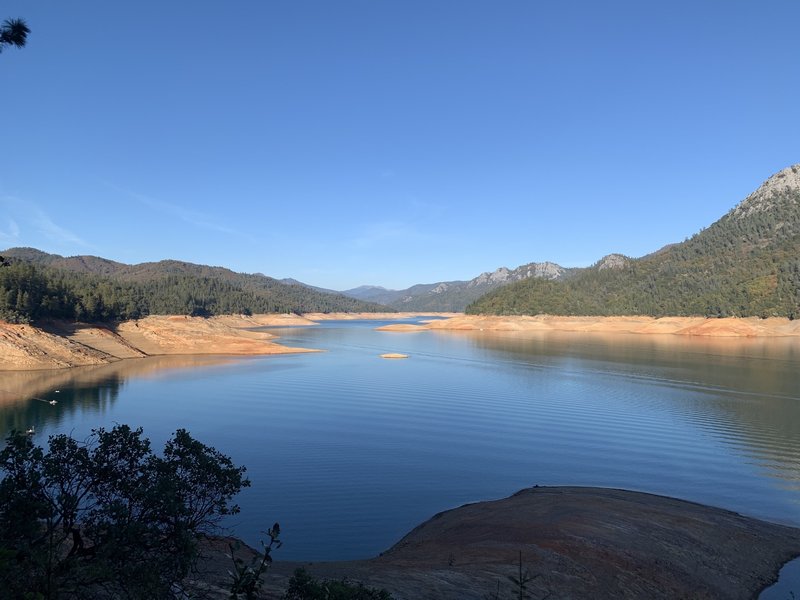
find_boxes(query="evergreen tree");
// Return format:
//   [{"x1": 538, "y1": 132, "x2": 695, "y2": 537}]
[{"x1": 0, "y1": 18, "x2": 29, "y2": 53}]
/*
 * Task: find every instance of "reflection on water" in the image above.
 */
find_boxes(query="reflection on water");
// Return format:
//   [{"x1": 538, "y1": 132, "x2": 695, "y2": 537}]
[
  {"x1": 0, "y1": 355, "x2": 242, "y2": 437},
  {"x1": 0, "y1": 381, "x2": 121, "y2": 436},
  {"x1": 460, "y1": 330, "x2": 800, "y2": 397},
  {"x1": 460, "y1": 331, "x2": 800, "y2": 495}
]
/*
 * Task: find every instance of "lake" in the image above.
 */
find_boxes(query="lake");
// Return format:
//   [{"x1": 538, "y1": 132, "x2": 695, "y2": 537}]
[{"x1": 2, "y1": 318, "x2": 800, "y2": 563}]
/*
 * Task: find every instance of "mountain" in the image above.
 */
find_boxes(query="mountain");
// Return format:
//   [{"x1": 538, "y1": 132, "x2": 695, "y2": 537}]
[
  {"x1": 0, "y1": 249, "x2": 391, "y2": 322},
  {"x1": 342, "y1": 282, "x2": 465, "y2": 308},
  {"x1": 278, "y1": 278, "x2": 340, "y2": 295},
  {"x1": 0, "y1": 247, "x2": 128, "y2": 276},
  {"x1": 469, "y1": 164, "x2": 800, "y2": 318},
  {"x1": 340, "y1": 285, "x2": 404, "y2": 305},
  {"x1": 341, "y1": 262, "x2": 573, "y2": 312}
]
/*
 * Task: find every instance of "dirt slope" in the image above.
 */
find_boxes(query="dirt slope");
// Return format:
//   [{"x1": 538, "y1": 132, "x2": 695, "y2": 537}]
[
  {"x1": 0, "y1": 315, "x2": 317, "y2": 371},
  {"x1": 388, "y1": 315, "x2": 800, "y2": 336}
]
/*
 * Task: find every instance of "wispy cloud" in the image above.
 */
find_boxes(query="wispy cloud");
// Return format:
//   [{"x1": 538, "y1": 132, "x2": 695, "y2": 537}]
[
  {"x1": 0, "y1": 195, "x2": 90, "y2": 247},
  {"x1": 107, "y1": 183, "x2": 255, "y2": 241},
  {"x1": 31, "y1": 206, "x2": 90, "y2": 246},
  {"x1": 0, "y1": 219, "x2": 20, "y2": 244}
]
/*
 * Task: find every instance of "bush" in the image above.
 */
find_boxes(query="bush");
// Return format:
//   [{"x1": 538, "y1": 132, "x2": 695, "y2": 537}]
[
  {"x1": 285, "y1": 567, "x2": 394, "y2": 600},
  {"x1": 0, "y1": 425, "x2": 249, "y2": 599}
]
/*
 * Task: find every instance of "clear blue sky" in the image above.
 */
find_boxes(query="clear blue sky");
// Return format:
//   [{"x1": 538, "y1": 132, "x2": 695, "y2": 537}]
[{"x1": 1, "y1": 1, "x2": 798, "y2": 290}]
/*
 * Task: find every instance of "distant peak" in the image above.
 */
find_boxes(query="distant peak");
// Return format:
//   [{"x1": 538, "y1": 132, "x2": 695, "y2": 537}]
[
  {"x1": 348, "y1": 285, "x2": 389, "y2": 293},
  {"x1": 467, "y1": 261, "x2": 565, "y2": 288},
  {"x1": 761, "y1": 164, "x2": 800, "y2": 192},
  {"x1": 596, "y1": 254, "x2": 629, "y2": 270},
  {"x1": 730, "y1": 163, "x2": 800, "y2": 219}
]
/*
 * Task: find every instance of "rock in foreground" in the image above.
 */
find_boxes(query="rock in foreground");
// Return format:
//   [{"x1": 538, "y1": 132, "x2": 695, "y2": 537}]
[{"x1": 252, "y1": 487, "x2": 800, "y2": 599}]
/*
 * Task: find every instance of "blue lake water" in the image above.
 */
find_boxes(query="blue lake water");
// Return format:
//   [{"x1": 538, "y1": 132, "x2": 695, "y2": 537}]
[{"x1": 2, "y1": 318, "x2": 800, "y2": 563}]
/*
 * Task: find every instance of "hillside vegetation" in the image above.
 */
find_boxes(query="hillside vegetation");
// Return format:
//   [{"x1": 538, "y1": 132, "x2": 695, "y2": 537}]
[
  {"x1": 0, "y1": 250, "x2": 390, "y2": 323},
  {"x1": 469, "y1": 165, "x2": 800, "y2": 318}
]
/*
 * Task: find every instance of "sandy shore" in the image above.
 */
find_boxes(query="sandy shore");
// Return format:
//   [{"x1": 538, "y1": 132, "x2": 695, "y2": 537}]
[
  {"x1": 0, "y1": 312, "x2": 455, "y2": 371},
  {"x1": 4, "y1": 313, "x2": 800, "y2": 372},
  {"x1": 0, "y1": 315, "x2": 318, "y2": 371},
  {"x1": 379, "y1": 314, "x2": 800, "y2": 337},
  {"x1": 194, "y1": 486, "x2": 800, "y2": 599}
]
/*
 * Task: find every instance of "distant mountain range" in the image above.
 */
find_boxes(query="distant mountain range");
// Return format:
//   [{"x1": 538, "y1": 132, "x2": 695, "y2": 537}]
[
  {"x1": 333, "y1": 164, "x2": 800, "y2": 317},
  {"x1": 4, "y1": 163, "x2": 799, "y2": 322},
  {"x1": 469, "y1": 164, "x2": 800, "y2": 318},
  {"x1": 339, "y1": 261, "x2": 575, "y2": 312},
  {"x1": 0, "y1": 249, "x2": 389, "y2": 322}
]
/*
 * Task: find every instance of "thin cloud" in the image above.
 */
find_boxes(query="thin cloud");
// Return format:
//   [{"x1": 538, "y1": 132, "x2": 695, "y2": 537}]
[
  {"x1": 107, "y1": 183, "x2": 256, "y2": 241},
  {"x1": 31, "y1": 206, "x2": 90, "y2": 246},
  {"x1": 0, "y1": 219, "x2": 20, "y2": 244},
  {"x1": 0, "y1": 195, "x2": 90, "y2": 247}
]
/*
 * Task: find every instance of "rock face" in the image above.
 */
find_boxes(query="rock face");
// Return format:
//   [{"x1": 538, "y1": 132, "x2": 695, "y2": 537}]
[
  {"x1": 468, "y1": 267, "x2": 513, "y2": 286},
  {"x1": 731, "y1": 164, "x2": 800, "y2": 220},
  {"x1": 596, "y1": 253, "x2": 630, "y2": 270},
  {"x1": 468, "y1": 261, "x2": 566, "y2": 287},
  {"x1": 252, "y1": 486, "x2": 800, "y2": 600}
]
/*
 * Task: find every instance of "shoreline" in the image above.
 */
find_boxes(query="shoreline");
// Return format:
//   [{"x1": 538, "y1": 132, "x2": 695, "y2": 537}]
[
  {"x1": 3, "y1": 313, "x2": 800, "y2": 372},
  {"x1": 380, "y1": 314, "x2": 800, "y2": 337},
  {"x1": 0, "y1": 314, "x2": 320, "y2": 372},
  {"x1": 0, "y1": 312, "x2": 451, "y2": 372}
]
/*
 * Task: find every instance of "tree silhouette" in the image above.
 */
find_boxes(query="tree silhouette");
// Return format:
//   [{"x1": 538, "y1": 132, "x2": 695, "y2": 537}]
[
  {"x1": 0, "y1": 425, "x2": 250, "y2": 598},
  {"x1": 0, "y1": 18, "x2": 29, "y2": 52}
]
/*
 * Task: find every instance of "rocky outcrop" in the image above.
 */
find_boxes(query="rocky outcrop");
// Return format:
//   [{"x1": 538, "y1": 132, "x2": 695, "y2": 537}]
[
  {"x1": 468, "y1": 261, "x2": 566, "y2": 288},
  {"x1": 197, "y1": 486, "x2": 800, "y2": 599},
  {"x1": 730, "y1": 164, "x2": 800, "y2": 220},
  {"x1": 596, "y1": 253, "x2": 630, "y2": 270}
]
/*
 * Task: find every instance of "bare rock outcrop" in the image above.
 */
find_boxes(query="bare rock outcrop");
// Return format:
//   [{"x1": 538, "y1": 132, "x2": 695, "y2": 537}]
[
  {"x1": 730, "y1": 163, "x2": 800, "y2": 220},
  {"x1": 197, "y1": 487, "x2": 800, "y2": 599}
]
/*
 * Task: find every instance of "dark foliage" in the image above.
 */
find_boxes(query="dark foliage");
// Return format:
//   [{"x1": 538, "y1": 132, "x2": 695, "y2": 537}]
[
  {"x1": 0, "y1": 250, "x2": 391, "y2": 323},
  {"x1": 285, "y1": 567, "x2": 394, "y2": 600},
  {"x1": 228, "y1": 523, "x2": 282, "y2": 600},
  {"x1": 0, "y1": 425, "x2": 249, "y2": 599},
  {"x1": 0, "y1": 17, "x2": 29, "y2": 52}
]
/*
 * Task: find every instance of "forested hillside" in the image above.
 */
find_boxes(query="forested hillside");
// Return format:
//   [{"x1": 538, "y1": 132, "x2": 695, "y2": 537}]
[
  {"x1": 0, "y1": 250, "x2": 390, "y2": 323},
  {"x1": 469, "y1": 165, "x2": 800, "y2": 318}
]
